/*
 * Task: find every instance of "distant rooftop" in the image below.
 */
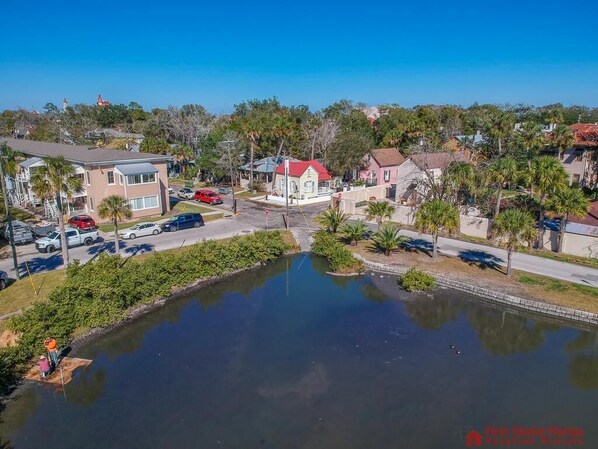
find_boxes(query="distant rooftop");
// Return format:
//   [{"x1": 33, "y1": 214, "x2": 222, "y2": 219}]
[{"x1": 2, "y1": 138, "x2": 170, "y2": 165}]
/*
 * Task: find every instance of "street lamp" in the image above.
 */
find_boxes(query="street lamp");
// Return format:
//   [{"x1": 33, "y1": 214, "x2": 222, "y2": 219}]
[
  {"x1": 222, "y1": 140, "x2": 238, "y2": 215},
  {"x1": 0, "y1": 148, "x2": 20, "y2": 280}
]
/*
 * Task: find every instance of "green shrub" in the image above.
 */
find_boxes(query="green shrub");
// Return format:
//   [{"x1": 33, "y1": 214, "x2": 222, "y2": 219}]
[
  {"x1": 311, "y1": 231, "x2": 364, "y2": 273},
  {"x1": 399, "y1": 268, "x2": 436, "y2": 292},
  {"x1": 2, "y1": 231, "x2": 290, "y2": 389}
]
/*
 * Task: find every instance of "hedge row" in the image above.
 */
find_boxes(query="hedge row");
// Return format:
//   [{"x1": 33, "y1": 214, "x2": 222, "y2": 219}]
[
  {"x1": 0, "y1": 231, "x2": 289, "y2": 393},
  {"x1": 311, "y1": 231, "x2": 364, "y2": 273}
]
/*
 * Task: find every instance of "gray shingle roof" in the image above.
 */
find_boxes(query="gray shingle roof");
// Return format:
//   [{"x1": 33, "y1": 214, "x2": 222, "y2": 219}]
[{"x1": 2, "y1": 138, "x2": 169, "y2": 165}]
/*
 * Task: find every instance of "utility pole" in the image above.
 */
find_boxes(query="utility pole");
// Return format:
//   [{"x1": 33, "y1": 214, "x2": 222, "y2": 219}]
[
  {"x1": 0, "y1": 149, "x2": 20, "y2": 280},
  {"x1": 222, "y1": 140, "x2": 237, "y2": 215},
  {"x1": 284, "y1": 157, "x2": 289, "y2": 229}
]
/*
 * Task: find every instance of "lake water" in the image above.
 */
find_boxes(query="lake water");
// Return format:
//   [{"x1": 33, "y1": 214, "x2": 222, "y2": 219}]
[{"x1": 1, "y1": 255, "x2": 597, "y2": 448}]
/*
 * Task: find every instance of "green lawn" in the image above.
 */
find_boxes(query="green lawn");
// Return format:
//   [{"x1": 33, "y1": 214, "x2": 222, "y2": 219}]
[
  {"x1": 0, "y1": 207, "x2": 35, "y2": 222},
  {"x1": 0, "y1": 270, "x2": 66, "y2": 318},
  {"x1": 170, "y1": 201, "x2": 214, "y2": 215},
  {"x1": 235, "y1": 191, "x2": 263, "y2": 199}
]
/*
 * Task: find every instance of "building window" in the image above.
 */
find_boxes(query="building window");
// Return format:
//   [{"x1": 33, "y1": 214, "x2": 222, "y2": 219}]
[
  {"x1": 119, "y1": 174, "x2": 124, "y2": 185},
  {"x1": 575, "y1": 151, "x2": 584, "y2": 162},
  {"x1": 127, "y1": 173, "x2": 156, "y2": 185},
  {"x1": 572, "y1": 174, "x2": 581, "y2": 184},
  {"x1": 89, "y1": 197, "x2": 94, "y2": 211},
  {"x1": 384, "y1": 170, "x2": 391, "y2": 182},
  {"x1": 304, "y1": 181, "x2": 314, "y2": 193},
  {"x1": 279, "y1": 177, "x2": 285, "y2": 191},
  {"x1": 129, "y1": 195, "x2": 159, "y2": 211},
  {"x1": 107, "y1": 171, "x2": 115, "y2": 185},
  {"x1": 86, "y1": 171, "x2": 91, "y2": 185}
]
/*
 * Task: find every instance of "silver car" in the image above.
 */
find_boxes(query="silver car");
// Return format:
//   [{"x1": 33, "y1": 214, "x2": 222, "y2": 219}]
[
  {"x1": 119, "y1": 223, "x2": 162, "y2": 240},
  {"x1": 177, "y1": 188, "x2": 194, "y2": 199}
]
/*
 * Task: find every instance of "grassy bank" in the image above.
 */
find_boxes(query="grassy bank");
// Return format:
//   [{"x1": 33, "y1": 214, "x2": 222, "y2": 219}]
[
  {"x1": 350, "y1": 239, "x2": 598, "y2": 315},
  {"x1": 0, "y1": 230, "x2": 291, "y2": 393},
  {"x1": 311, "y1": 231, "x2": 364, "y2": 274}
]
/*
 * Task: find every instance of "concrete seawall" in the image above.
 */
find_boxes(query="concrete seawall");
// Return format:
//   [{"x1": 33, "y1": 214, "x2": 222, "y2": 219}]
[{"x1": 355, "y1": 255, "x2": 598, "y2": 327}]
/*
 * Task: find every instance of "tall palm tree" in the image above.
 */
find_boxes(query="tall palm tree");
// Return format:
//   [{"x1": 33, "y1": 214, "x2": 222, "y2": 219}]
[
  {"x1": 365, "y1": 201, "x2": 395, "y2": 229},
  {"x1": 97, "y1": 195, "x2": 133, "y2": 255},
  {"x1": 528, "y1": 157, "x2": 569, "y2": 247},
  {"x1": 371, "y1": 224, "x2": 405, "y2": 256},
  {"x1": 30, "y1": 156, "x2": 83, "y2": 266},
  {"x1": 445, "y1": 162, "x2": 475, "y2": 205},
  {"x1": 485, "y1": 157, "x2": 518, "y2": 218},
  {"x1": 172, "y1": 145, "x2": 194, "y2": 177},
  {"x1": 492, "y1": 209, "x2": 535, "y2": 276},
  {"x1": 487, "y1": 111, "x2": 514, "y2": 156},
  {"x1": 518, "y1": 122, "x2": 546, "y2": 168},
  {"x1": 546, "y1": 187, "x2": 589, "y2": 253},
  {"x1": 415, "y1": 199, "x2": 459, "y2": 259},
  {"x1": 271, "y1": 113, "x2": 294, "y2": 190},
  {"x1": 316, "y1": 208, "x2": 348, "y2": 233},
  {"x1": 550, "y1": 124, "x2": 575, "y2": 159}
]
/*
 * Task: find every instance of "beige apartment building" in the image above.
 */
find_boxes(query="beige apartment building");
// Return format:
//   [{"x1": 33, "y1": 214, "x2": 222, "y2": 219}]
[{"x1": 2, "y1": 138, "x2": 171, "y2": 221}]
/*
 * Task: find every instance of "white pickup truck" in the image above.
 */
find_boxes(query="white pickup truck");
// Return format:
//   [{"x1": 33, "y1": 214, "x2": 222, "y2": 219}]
[{"x1": 35, "y1": 227, "x2": 99, "y2": 253}]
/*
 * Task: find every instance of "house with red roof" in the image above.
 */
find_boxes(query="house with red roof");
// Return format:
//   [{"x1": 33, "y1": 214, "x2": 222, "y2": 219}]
[
  {"x1": 274, "y1": 159, "x2": 332, "y2": 199},
  {"x1": 556, "y1": 124, "x2": 598, "y2": 187}
]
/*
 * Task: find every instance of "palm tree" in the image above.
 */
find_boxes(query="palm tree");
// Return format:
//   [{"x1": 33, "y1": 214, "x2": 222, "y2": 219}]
[
  {"x1": 371, "y1": 224, "x2": 405, "y2": 256},
  {"x1": 30, "y1": 156, "x2": 83, "y2": 266},
  {"x1": 485, "y1": 157, "x2": 518, "y2": 218},
  {"x1": 97, "y1": 195, "x2": 133, "y2": 255},
  {"x1": 365, "y1": 201, "x2": 395, "y2": 229},
  {"x1": 172, "y1": 145, "x2": 194, "y2": 177},
  {"x1": 415, "y1": 200, "x2": 459, "y2": 259},
  {"x1": 341, "y1": 220, "x2": 367, "y2": 246},
  {"x1": 316, "y1": 208, "x2": 348, "y2": 233},
  {"x1": 445, "y1": 162, "x2": 475, "y2": 205},
  {"x1": 518, "y1": 122, "x2": 545, "y2": 168},
  {"x1": 550, "y1": 124, "x2": 575, "y2": 159},
  {"x1": 487, "y1": 111, "x2": 514, "y2": 156},
  {"x1": 546, "y1": 187, "x2": 589, "y2": 253},
  {"x1": 528, "y1": 157, "x2": 569, "y2": 247},
  {"x1": 492, "y1": 209, "x2": 535, "y2": 276}
]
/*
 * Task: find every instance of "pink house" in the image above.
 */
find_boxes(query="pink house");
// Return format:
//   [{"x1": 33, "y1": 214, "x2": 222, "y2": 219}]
[{"x1": 360, "y1": 148, "x2": 405, "y2": 186}]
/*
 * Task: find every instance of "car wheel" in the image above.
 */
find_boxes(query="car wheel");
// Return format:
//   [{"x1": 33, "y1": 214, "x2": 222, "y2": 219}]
[
  {"x1": 129, "y1": 234, "x2": 136, "y2": 240},
  {"x1": 84, "y1": 237, "x2": 93, "y2": 246},
  {"x1": 47, "y1": 245, "x2": 55, "y2": 253},
  {"x1": 153, "y1": 229, "x2": 159, "y2": 235},
  {"x1": 193, "y1": 222, "x2": 201, "y2": 228},
  {"x1": 0, "y1": 279, "x2": 6, "y2": 290}
]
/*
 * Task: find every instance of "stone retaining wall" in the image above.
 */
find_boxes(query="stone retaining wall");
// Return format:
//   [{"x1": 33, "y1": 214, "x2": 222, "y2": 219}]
[{"x1": 355, "y1": 255, "x2": 598, "y2": 327}]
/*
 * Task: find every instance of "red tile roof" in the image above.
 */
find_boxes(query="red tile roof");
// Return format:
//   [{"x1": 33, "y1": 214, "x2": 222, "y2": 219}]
[
  {"x1": 569, "y1": 199, "x2": 598, "y2": 227},
  {"x1": 570, "y1": 124, "x2": 598, "y2": 147},
  {"x1": 275, "y1": 160, "x2": 332, "y2": 180}
]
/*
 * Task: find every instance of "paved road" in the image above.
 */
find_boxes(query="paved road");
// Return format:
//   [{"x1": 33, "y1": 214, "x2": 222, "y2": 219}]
[{"x1": 0, "y1": 196, "x2": 326, "y2": 278}]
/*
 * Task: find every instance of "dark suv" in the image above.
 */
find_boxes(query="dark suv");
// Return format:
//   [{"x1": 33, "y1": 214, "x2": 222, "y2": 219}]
[{"x1": 161, "y1": 213, "x2": 204, "y2": 232}]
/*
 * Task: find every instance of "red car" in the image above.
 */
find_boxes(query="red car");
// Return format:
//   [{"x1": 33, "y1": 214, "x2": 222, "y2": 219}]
[
  {"x1": 68, "y1": 214, "x2": 96, "y2": 230},
  {"x1": 194, "y1": 189, "x2": 223, "y2": 205}
]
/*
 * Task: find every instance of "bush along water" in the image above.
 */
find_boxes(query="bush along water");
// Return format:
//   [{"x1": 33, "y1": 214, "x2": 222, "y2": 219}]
[
  {"x1": 0, "y1": 231, "x2": 289, "y2": 393},
  {"x1": 399, "y1": 268, "x2": 437, "y2": 292},
  {"x1": 311, "y1": 230, "x2": 364, "y2": 274}
]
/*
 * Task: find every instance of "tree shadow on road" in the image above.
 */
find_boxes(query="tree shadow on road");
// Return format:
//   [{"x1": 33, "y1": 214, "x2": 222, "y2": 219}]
[
  {"x1": 400, "y1": 238, "x2": 433, "y2": 257},
  {"x1": 19, "y1": 254, "x2": 63, "y2": 275},
  {"x1": 458, "y1": 249, "x2": 504, "y2": 272}
]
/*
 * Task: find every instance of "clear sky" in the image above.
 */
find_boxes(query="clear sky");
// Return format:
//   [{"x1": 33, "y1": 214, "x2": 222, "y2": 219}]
[{"x1": 1, "y1": 0, "x2": 597, "y2": 112}]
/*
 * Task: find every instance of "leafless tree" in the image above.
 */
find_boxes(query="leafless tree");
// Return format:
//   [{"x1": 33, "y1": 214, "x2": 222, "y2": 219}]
[
  {"x1": 304, "y1": 117, "x2": 339, "y2": 160},
  {"x1": 164, "y1": 105, "x2": 214, "y2": 154}
]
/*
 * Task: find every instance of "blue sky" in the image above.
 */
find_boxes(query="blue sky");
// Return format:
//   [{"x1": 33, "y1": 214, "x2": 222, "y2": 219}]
[{"x1": 1, "y1": 0, "x2": 597, "y2": 112}]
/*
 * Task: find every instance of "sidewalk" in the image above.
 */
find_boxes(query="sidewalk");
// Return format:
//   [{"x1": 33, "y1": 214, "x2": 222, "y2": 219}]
[{"x1": 357, "y1": 220, "x2": 598, "y2": 287}]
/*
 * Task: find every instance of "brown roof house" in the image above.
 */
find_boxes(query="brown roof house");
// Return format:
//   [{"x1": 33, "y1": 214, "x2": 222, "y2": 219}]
[
  {"x1": 554, "y1": 124, "x2": 598, "y2": 187},
  {"x1": 395, "y1": 151, "x2": 468, "y2": 204},
  {"x1": 4, "y1": 138, "x2": 171, "y2": 221},
  {"x1": 359, "y1": 148, "x2": 406, "y2": 186}
]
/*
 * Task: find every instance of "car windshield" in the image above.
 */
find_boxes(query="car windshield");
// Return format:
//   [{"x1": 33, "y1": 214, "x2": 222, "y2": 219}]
[
  {"x1": 130, "y1": 225, "x2": 140, "y2": 230},
  {"x1": 47, "y1": 231, "x2": 59, "y2": 239}
]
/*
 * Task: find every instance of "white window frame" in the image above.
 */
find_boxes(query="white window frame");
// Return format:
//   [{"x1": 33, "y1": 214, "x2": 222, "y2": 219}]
[
  {"x1": 119, "y1": 174, "x2": 124, "y2": 185},
  {"x1": 107, "y1": 170, "x2": 115, "y2": 185},
  {"x1": 304, "y1": 181, "x2": 314, "y2": 193},
  {"x1": 384, "y1": 169, "x2": 391, "y2": 182},
  {"x1": 89, "y1": 197, "x2": 94, "y2": 211},
  {"x1": 129, "y1": 195, "x2": 159, "y2": 211},
  {"x1": 86, "y1": 170, "x2": 91, "y2": 185},
  {"x1": 127, "y1": 173, "x2": 157, "y2": 185}
]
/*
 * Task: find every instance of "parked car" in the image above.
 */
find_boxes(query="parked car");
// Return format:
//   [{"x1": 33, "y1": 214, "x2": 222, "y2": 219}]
[
  {"x1": 194, "y1": 189, "x2": 223, "y2": 205},
  {"x1": 160, "y1": 213, "x2": 204, "y2": 232},
  {"x1": 0, "y1": 271, "x2": 7, "y2": 290},
  {"x1": 35, "y1": 227, "x2": 99, "y2": 253},
  {"x1": 119, "y1": 222, "x2": 162, "y2": 239},
  {"x1": 1, "y1": 220, "x2": 35, "y2": 244},
  {"x1": 217, "y1": 186, "x2": 232, "y2": 195},
  {"x1": 177, "y1": 188, "x2": 194, "y2": 199},
  {"x1": 68, "y1": 215, "x2": 96, "y2": 230},
  {"x1": 168, "y1": 187, "x2": 175, "y2": 195}
]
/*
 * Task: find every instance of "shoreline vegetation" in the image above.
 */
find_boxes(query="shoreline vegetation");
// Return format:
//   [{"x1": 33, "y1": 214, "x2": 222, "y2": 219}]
[{"x1": 0, "y1": 231, "x2": 292, "y2": 395}]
